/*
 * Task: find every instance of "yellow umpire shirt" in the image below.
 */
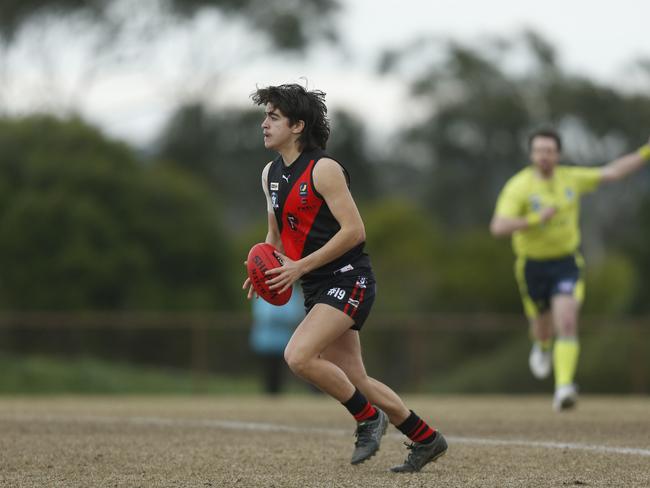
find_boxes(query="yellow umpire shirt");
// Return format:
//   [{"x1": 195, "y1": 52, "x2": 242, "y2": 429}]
[{"x1": 494, "y1": 165, "x2": 602, "y2": 259}]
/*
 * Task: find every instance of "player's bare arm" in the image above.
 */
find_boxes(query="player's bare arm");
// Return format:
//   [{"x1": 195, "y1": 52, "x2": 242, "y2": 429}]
[
  {"x1": 243, "y1": 161, "x2": 284, "y2": 299},
  {"x1": 265, "y1": 212, "x2": 282, "y2": 249},
  {"x1": 266, "y1": 158, "x2": 365, "y2": 293},
  {"x1": 490, "y1": 207, "x2": 557, "y2": 237},
  {"x1": 261, "y1": 162, "x2": 284, "y2": 250},
  {"x1": 599, "y1": 135, "x2": 650, "y2": 183}
]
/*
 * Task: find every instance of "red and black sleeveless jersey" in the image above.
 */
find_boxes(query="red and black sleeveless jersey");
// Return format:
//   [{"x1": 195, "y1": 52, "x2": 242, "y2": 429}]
[{"x1": 267, "y1": 148, "x2": 370, "y2": 283}]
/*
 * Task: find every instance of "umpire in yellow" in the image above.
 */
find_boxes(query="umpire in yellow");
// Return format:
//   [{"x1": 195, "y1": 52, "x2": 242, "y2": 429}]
[{"x1": 490, "y1": 128, "x2": 650, "y2": 411}]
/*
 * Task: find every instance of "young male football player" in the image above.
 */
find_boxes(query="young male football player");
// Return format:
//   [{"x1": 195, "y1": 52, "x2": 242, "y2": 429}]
[{"x1": 243, "y1": 83, "x2": 447, "y2": 472}]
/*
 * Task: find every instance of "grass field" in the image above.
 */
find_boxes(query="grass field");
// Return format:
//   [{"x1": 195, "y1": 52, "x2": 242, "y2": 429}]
[{"x1": 0, "y1": 395, "x2": 648, "y2": 487}]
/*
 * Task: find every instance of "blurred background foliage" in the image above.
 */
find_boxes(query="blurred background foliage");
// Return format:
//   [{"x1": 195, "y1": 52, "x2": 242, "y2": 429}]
[
  {"x1": 0, "y1": 0, "x2": 649, "y2": 393},
  {"x1": 0, "y1": 116, "x2": 237, "y2": 310},
  {"x1": 0, "y1": 0, "x2": 340, "y2": 50}
]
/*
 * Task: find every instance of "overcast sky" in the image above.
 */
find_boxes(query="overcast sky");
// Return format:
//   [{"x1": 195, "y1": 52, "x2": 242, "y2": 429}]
[
  {"x1": 341, "y1": 0, "x2": 650, "y2": 78},
  {"x1": 195, "y1": 0, "x2": 650, "y2": 150},
  {"x1": 7, "y1": 0, "x2": 650, "y2": 146}
]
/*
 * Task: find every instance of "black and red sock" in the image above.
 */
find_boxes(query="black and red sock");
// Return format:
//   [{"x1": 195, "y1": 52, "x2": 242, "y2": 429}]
[
  {"x1": 396, "y1": 410, "x2": 436, "y2": 444},
  {"x1": 342, "y1": 388, "x2": 378, "y2": 422}
]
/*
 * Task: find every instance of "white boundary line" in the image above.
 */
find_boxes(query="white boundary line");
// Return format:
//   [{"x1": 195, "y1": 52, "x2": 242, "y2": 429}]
[{"x1": 4, "y1": 414, "x2": 650, "y2": 457}]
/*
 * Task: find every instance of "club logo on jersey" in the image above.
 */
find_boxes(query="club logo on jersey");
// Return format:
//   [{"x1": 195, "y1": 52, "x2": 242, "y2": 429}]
[
  {"x1": 270, "y1": 182, "x2": 279, "y2": 191},
  {"x1": 565, "y1": 187, "x2": 574, "y2": 201},
  {"x1": 271, "y1": 192, "x2": 279, "y2": 209},
  {"x1": 327, "y1": 287, "x2": 346, "y2": 300},
  {"x1": 530, "y1": 195, "x2": 541, "y2": 212},
  {"x1": 356, "y1": 277, "x2": 367, "y2": 289},
  {"x1": 287, "y1": 213, "x2": 299, "y2": 231},
  {"x1": 299, "y1": 182, "x2": 308, "y2": 196},
  {"x1": 282, "y1": 174, "x2": 290, "y2": 183}
]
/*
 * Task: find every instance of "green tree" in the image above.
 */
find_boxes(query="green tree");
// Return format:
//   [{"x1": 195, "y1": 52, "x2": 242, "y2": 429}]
[
  {"x1": 157, "y1": 104, "x2": 377, "y2": 231},
  {"x1": 582, "y1": 253, "x2": 637, "y2": 315},
  {"x1": 434, "y1": 231, "x2": 520, "y2": 313},
  {"x1": 156, "y1": 105, "x2": 272, "y2": 230},
  {"x1": 379, "y1": 31, "x2": 650, "y2": 233},
  {"x1": 0, "y1": 115, "x2": 236, "y2": 310},
  {"x1": 363, "y1": 199, "x2": 443, "y2": 313},
  {"x1": 0, "y1": 0, "x2": 341, "y2": 118},
  {"x1": 0, "y1": 0, "x2": 340, "y2": 50},
  {"x1": 327, "y1": 110, "x2": 377, "y2": 201},
  {"x1": 625, "y1": 196, "x2": 650, "y2": 313},
  {"x1": 377, "y1": 31, "x2": 650, "y2": 314}
]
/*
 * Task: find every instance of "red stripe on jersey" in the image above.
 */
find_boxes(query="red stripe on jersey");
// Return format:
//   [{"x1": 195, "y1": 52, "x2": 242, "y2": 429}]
[{"x1": 280, "y1": 159, "x2": 324, "y2": 261}]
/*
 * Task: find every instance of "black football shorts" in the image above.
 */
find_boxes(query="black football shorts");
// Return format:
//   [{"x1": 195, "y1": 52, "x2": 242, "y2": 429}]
[{"x1": 302, "y1": 269, "x2": 376, "y2": 330}]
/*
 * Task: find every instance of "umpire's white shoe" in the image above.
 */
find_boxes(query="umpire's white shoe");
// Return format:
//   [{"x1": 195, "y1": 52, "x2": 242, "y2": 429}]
[
  {"x1": 553, "y1": 384, "x2": 578, "y2": 412},
  {"x1": 529, "y1": 343, "x2": 552, "y2": 379}
]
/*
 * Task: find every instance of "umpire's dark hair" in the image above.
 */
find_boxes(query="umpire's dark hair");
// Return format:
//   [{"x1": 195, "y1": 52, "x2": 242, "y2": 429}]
[
  {"x1": 251, "y1": 83, "x2": 330, "y2": 150},
  {"x1": 528, "y1": 127, "x2": 562, "y2": 152}
]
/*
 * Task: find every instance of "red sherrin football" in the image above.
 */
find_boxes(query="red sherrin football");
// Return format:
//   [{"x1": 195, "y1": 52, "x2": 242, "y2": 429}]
[{"x1": 247, "y1": 243, "x2": 292, "y2": 306}]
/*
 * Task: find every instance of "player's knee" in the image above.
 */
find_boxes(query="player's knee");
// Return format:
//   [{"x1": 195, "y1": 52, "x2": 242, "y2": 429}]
[
  {"x1": 284, "y1": 346, "x2": 310, "y2": 377},
  {"x1": 283, "y1": 345, "x2": 295, "y2": 369},
  {"x1": 558, "y1": 316, "x2": 578, "y2": 335}
]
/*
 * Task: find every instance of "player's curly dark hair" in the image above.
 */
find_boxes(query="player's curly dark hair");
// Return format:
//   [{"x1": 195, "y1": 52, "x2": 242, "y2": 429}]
[
  {"x1": 252, "y1": 83, "x2": 330, "y2": 150},
  {"x1": 528, "y1": 127, "x2": 563, "y2": 152}
]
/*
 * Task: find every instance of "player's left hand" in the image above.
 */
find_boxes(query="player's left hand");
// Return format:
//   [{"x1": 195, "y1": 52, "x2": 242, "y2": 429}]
[{"x1": 265, "y1": 251, "x2": 305, "y2": 294}]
